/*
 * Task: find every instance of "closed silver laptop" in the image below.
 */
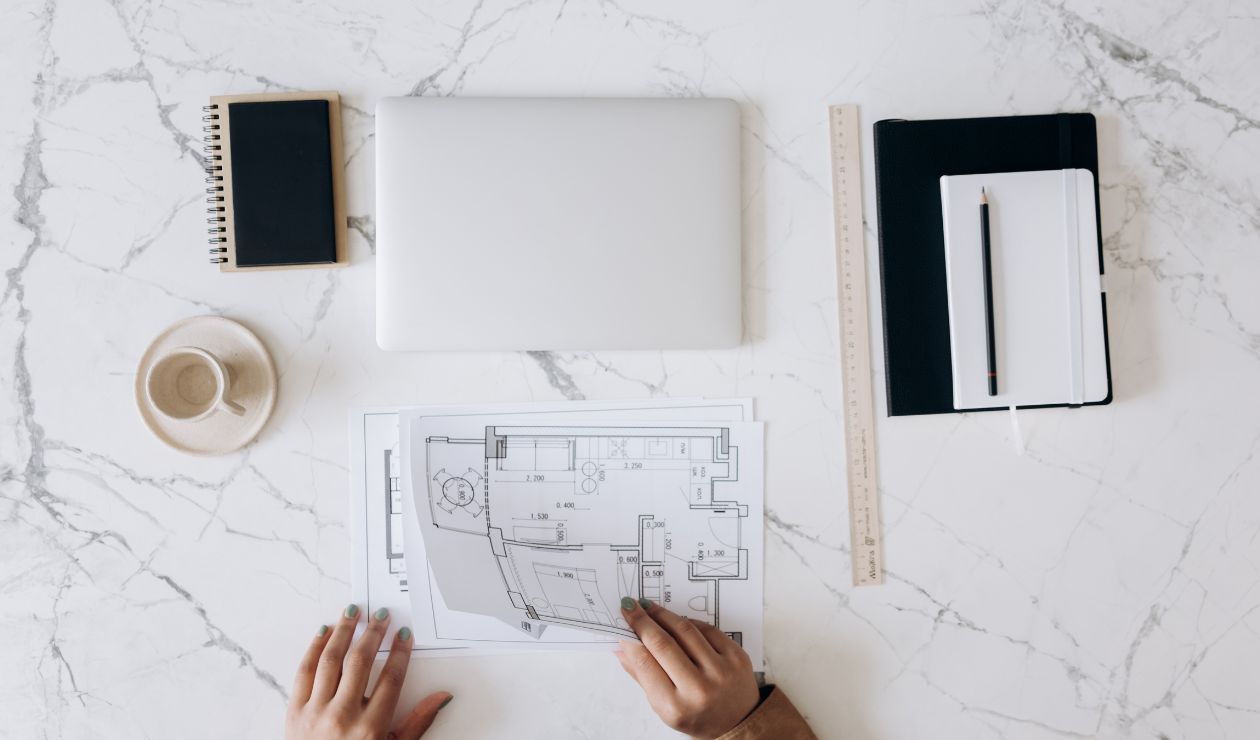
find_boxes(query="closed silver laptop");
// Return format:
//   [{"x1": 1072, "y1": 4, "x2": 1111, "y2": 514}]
[{"x1": 375, "y1": 97, "x2": 742, "y2": 351}]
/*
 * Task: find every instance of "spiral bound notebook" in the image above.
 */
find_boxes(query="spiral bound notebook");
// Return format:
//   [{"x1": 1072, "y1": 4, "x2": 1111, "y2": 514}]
[{"x1": 203, "y1": 91, "x2": 347, "y2": 271}]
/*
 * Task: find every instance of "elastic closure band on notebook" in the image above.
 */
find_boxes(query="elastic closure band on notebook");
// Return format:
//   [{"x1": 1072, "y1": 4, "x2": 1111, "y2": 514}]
[
  {"x1": 1057, "y1": 113, "x2": 1074, "y2": 169},
  {"x1": 1062, "y1": 169, "x2": 1084, "y2": 405}
]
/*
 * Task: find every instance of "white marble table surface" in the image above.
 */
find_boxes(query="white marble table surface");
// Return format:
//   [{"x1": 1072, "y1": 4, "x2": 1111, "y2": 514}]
[{"x1": 3, "y1": 1, "x2": 1258, "y2": 738}]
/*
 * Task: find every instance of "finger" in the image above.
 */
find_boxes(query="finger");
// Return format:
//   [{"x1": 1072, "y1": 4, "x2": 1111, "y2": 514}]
[
  {"x1": 640, "y1": 601, "x2": 721, "y2": 670},
  {"x1": 364, "y1": 626, "x2": 413, "y2": 722},
  {"x1": 392, "y1": 691, "x2": 453, "y2": 740},
  {"x1": 335, "y1": 606, "x2": 392, "y2": 705},
  {"x1": 310, "y1": 604, "x2": 362, "y2": 704},
  {"x1": 290, "y1": 623, "x2": 333, "y2": 705},
  {"x1": 620, "y1": 597, "x2": 701, "y2": 688},
  {"x1": 616, "y1": 640, "x2": 675, "y2": 703}
]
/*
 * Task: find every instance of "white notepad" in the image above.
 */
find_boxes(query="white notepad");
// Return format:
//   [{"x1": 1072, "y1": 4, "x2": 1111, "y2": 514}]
[{"x1": 940, "y1": 169, "x2": 1109, "y2": 410}]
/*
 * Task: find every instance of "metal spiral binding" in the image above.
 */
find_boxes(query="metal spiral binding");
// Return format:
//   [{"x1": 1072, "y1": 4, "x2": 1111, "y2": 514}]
[{"x1": 203, "y1": 104, "x2": 228, "y2": 264}]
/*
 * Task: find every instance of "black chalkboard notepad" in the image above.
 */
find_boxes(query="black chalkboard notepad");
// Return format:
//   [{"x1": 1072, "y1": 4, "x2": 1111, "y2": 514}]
[{"x1": 204, "y1": 91, "x2": 347, "y2": 271}]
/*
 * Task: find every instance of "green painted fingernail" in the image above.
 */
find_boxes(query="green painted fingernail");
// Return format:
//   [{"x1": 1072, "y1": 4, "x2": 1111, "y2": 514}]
[
  {"x1": 344, "y1": 604, "x2": 359, "y2": 618},
  {"x1": 439, "y1": 695, "x2": 453, "y2": 709},
  {"x1": 639, "y1": 598, "x2": 653, "y2": 609},
  {"x1": 621, "y1": 597, "x2": 637, "y2": 611},
  {"x1": 317, "y1": 624, "x2": 328, "y2": 636},
  {"x1": 398, "y1": 627, "x2": 412, "y2": 641},
  {"x1": 374, "y1": 607, "x2": 389, "y2": 621}
]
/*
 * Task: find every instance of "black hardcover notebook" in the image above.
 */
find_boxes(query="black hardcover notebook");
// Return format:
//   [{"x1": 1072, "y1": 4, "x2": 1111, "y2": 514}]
[
  {"x1": 872, "y1": 112, "x2": 1113, "y2": 416},
  {"x1": 204, "y1": 91, "x2": 346, "y2": 271}
]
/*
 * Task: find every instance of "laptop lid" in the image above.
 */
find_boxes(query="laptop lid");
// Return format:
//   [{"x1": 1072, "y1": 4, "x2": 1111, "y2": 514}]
[{"x1": 375, "y1": 97, "x2": 742, "y2": 351}]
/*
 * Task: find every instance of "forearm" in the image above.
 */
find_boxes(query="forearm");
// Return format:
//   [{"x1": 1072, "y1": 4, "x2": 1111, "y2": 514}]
[{"x1": 710, "y1": 686, "x2": 817, "y2": 740}]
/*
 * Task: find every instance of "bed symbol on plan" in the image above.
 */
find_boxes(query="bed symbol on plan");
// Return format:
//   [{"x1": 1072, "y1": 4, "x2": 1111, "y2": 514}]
[{"x1": 420, "y1": 426, "x2": 751, "y2": 641}]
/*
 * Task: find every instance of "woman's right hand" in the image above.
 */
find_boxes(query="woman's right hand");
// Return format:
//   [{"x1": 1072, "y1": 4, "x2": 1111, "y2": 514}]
[{"x1": 615, "y1": 598, "x2": 760, "y2": 740}]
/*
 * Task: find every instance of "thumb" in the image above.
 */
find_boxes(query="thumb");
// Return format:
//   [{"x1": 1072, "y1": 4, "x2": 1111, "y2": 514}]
[{"x1": 391, "y1": 692, "x2": 453, "y2": 740}]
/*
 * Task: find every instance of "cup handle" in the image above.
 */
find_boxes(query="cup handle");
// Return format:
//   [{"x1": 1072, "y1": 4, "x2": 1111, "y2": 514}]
[{"x1": 220, "y1": 398, "x2": 247, "y2": 416}]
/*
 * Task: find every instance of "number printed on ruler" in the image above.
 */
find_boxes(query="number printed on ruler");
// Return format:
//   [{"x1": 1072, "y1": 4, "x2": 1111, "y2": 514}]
[{"x1": 828, "y1": 104, "x2": 885, "y2": 586}]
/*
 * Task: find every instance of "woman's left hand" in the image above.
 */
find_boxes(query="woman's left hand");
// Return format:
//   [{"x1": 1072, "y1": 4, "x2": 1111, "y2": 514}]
[{"x1": 285, "y1": 604, "x2": 452, "y2": 740}]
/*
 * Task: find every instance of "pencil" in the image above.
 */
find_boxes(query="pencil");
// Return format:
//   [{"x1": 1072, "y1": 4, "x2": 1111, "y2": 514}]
[{"x1": 980, "y1": 187, "x2": 997, "y2": 396}]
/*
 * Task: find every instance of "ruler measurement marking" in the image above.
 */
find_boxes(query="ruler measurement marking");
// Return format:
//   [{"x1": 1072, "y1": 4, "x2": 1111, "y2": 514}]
[{"x1": 828, "y1": 104, "x2": 885, "y2": 587}]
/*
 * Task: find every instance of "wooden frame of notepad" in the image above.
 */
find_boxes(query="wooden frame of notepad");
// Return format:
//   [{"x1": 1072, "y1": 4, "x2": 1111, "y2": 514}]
[{"x1": 208, "y1": 90, "x2": 348, "y2": 272}]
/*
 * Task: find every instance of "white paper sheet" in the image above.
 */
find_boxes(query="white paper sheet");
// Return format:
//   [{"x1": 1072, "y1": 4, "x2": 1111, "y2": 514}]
[
  {"x1": 350, "y1": 400, "x2": 753, "y2": 656},
  {"x1": 403, "y1": 412, "x2": 765, "y2": 668}
]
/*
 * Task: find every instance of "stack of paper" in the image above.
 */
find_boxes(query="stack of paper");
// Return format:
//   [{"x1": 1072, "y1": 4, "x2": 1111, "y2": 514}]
[{"x1": 350, "y1": 400, "x2": 765, "y2": 668}]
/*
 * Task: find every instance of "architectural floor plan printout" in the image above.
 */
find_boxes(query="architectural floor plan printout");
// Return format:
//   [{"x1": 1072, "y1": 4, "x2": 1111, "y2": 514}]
[
  {"x1": 349, "y1": 400, "x2": 755, "y2": 656},
  {"x1": 403, "y1": 412, "x2": 765, "y2": 667}
]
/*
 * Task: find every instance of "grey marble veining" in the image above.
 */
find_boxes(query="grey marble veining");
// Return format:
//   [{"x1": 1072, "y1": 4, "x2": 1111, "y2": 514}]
[{"x1": 2, "y1": 1, "x2": 1258, "y2": 738}]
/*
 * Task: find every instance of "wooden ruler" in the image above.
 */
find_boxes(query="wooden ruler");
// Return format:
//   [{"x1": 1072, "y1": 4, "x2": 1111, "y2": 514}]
[{"x1": 827, "y1": 104, "x2": 885, "y2": 586}]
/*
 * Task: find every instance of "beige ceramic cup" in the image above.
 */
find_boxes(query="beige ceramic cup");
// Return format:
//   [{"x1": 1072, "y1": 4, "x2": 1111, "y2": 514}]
[{"x1": 145, "y1": 346, "x2": 246, "y2": 422}]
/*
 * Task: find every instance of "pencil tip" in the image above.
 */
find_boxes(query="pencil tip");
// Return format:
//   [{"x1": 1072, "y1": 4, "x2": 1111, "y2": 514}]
[{"x1": 980, "y1": 187, "x2": 988, "y2": 204}]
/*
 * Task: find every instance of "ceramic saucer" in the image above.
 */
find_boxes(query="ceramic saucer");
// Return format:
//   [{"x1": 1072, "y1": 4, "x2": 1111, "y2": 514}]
[{"x1": 135, "y1": 316, "x2": 277, "y2": 455}]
